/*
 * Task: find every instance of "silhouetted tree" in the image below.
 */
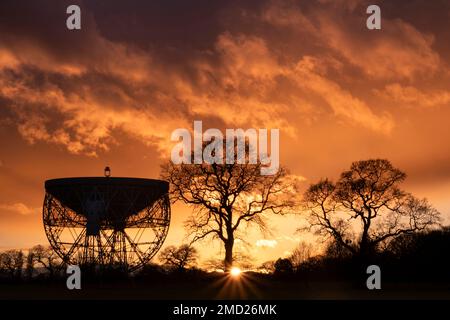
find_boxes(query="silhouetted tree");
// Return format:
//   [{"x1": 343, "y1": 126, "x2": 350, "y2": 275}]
[
  {"x1": 386, "y1": 226, "x2": 450, "y2": 262},
  {"x1": 232, "y1": 252, "x2": 255, "y2": 270},
  {"x1": 29, "y1": 245, "x2": 61, "y2": 277},
  {"x1": 159, "y1": 244, "x2": 199, "y2": 271},
  {"x1": 302, "y1": 159, "x2": 441, "y2": 260},
  {"x1": 324, "y1": 239, "x2": 354, "y2": 259},
  {"x1": 257, "y1": 260, "x2": 275, "y2": 274},
  {"x1": 204, "y1": 258, "x2": 226, "y2": 272},
  {"x1": 274, "y1": 258, "x2": 293, "y2": 274},
  {"x1": 204, "y1": 252, "x2": 254, "y2": 272},
  {"x1": 161, "y1": 141, "x2": 297, "y2": 270},
  {"x1": 0, "y1": 250, "x2": 24, "y2": 279},
  {"x1": 25, "y1": 249, "x2": 35, "y2": 279},
  {"x1": 382, "y1": 227, "x2": 450, "y2": 281},
  {"x1": 289, "y1": 241, "x2": 313, "y2": 269}
]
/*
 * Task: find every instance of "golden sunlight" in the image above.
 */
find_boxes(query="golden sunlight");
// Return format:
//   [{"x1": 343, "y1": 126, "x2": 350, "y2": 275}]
[{"x1": 230, "y1": 267, "x2": 242, "y2": 277}]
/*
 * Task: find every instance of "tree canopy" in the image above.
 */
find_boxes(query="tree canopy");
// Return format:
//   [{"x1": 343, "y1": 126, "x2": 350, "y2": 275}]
[{"x1": 303, "y1": 159, "x2": 440, "y2": 258}]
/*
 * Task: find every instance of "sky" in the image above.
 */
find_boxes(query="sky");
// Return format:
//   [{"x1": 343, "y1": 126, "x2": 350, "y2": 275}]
[{"x1": 1, "y1": 0, "x2": 450, "y2": 266}]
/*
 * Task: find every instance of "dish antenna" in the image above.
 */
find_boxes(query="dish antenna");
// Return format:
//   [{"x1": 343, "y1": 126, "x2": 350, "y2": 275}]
[{"x1": 43, "y1": 172, "x2": 170, "y2": 271}]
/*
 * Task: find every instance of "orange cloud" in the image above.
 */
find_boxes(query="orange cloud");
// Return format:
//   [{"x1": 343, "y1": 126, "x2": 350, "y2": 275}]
[
  {"x1": 0, "y1": 203, "x2": 39, "y2": 216},
  {"x1": 377, "y1": 83, "x2": 450, "y2": 108}
]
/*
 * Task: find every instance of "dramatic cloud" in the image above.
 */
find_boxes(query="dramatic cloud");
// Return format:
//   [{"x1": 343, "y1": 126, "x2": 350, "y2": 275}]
[
  {"x1": 316, "y1": 13, "x2": 440, "y2": 80},
  {"x1": 3, "y1": 0, "x2": 443, "y2": 157}
]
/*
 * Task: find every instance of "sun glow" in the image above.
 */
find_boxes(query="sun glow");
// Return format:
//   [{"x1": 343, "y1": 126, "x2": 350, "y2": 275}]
[{"x1": 230, "y1": 267, "x2": 242, "y2": 277}]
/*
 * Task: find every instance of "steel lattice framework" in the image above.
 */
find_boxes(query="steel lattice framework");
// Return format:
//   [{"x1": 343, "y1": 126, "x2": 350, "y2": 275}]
[{"x1": 43, "y1": 177, "x2": 170, "y2": 272}]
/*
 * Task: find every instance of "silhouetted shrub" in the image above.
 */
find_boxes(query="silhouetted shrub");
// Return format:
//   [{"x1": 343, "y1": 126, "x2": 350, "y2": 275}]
[{"x1": 274, "y1": 258, "x2": 294, "y2": 275}]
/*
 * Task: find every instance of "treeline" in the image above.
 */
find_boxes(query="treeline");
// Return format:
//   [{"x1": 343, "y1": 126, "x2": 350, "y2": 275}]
[
  {"x1": 0, "y1": 243, "x2": 205, "y2": 283},
  {"x1": 2, "y1": 226, "x2": 450, "y2": 283},
  {"x1": 266, "y1": 226, "x2": 450, "y2": 282},
  {"x1": 0, "y1": 245, "x2": 62, "y2": 282}
]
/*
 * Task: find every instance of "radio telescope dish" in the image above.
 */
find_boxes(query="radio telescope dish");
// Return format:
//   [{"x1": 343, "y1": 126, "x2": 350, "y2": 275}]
[{"x1": 43, "y1": 177, "x2": 170, "y2": 271}]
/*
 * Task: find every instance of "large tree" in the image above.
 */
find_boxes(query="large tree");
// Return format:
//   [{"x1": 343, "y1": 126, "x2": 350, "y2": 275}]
[
  {"x1": 161, "y1": 151, "x2": 296, "y2": 271},
  {"x1": 303, "y1": 159, "x2": 440, "y2": 259}
]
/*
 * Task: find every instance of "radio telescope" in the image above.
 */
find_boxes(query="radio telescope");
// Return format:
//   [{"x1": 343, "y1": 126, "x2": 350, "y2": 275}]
[{"x1": 43, "y1": 172, "x2": 170, "y2": 271}]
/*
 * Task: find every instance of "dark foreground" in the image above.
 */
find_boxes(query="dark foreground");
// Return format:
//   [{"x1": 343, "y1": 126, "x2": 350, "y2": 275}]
[{"x1": 1, "y1": 273, "x2": 450, "y2": 300}]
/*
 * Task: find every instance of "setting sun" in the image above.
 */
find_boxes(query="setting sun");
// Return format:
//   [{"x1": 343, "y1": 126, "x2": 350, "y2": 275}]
[{"x1": 230, "y1": 267, "x2": 242, "y2": 277}]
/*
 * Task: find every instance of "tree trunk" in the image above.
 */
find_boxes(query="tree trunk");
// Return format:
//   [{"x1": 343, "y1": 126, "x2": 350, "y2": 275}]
[
  {"x1": 224, "y1": 238, "x2": 234, "y2": 272},
  {"x1": 359, "y1": 220, "x2": 371, "y2": 261},
  {"x1": 359, "y1": 240, "x2": 368, "y2": 259}
]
